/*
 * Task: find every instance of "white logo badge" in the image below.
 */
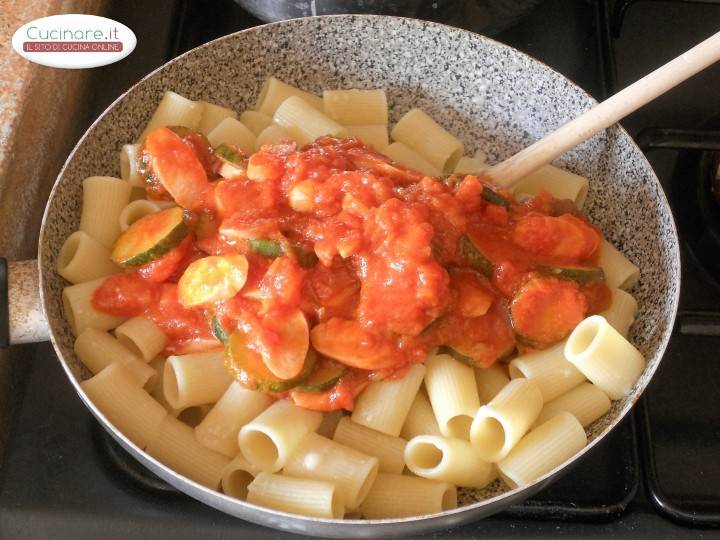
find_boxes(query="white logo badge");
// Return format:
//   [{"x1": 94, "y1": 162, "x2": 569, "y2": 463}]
[{"x1": 11, "y1": 14, "x2": 136, "y2": 69}]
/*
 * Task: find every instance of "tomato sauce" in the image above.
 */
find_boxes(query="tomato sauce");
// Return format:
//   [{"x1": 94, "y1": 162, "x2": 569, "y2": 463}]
[{"x1": 93, "y1": 131, "x2": 611, "y2": 411}]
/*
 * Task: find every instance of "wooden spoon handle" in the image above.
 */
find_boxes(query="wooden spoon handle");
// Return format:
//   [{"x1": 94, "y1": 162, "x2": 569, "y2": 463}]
[{"x1": 487, "y1": 30, "x2": 720, "y2": 188}]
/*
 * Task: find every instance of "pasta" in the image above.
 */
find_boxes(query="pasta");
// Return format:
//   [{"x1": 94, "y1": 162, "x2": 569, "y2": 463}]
[
  {"x1": 283, "y1": 432, "x2": 379, "y2": 510},
  {"x1": 470, "y1": 378, "x2": 543, "y2": 462},
  {"x1": 221, "y1": 454, "x2": 258, "y2": 499},
  {"x1": 323, "y1": 89, "x2": 388, "y2": 125},
  {"x1": 359, "y1": 474, "x2": 457, "y2": 519},
  {"x1": 343, "y1": 124, "x2": 389, "y2": 150},
  {"x1": 598, "y1": 239, "x2": 640, "y2": 290},
  {"x1": 453, "y1": 156, "x2": 488, "y2": 175},
  {"x1": 63, "y1": 277, "x2": 127, "y2": 336},
  {"x1": 240, "y1": 110, "x2": 273, "y2": 136},
  {"x1": 273, "y1": 96, "x2": 347, "y2": 146},
  {"x1": 247, "y1": 472, "x2": 344, "y2": 519},
  {"x1": 207, "y1": 117, "x2": 256, "y2": 155},
  {"x1": 404, "y1": 435, "x2": 494, "y2": 488},
  {"x1": 599, "y1": 287, "x2": 638, "y2": 337},
  {"x1": 564, "y1": 315, "x2": 645, "y2": 400},
  {"x1": 197, "y1": 100, "x2": 237, "y2": 136},
  {"x1": 497, "y1": 412, "x2": 587, "y2": 488},
  {"x1": 424, "y1": 354, "x2": 480, "y2": 439},
  {"x1": 508, "y1": 342, "x2": 586, "y2": 402},
  {"x1": 146, "y1": 415, "x2": 230, "y2": 489},
  {"x1": 333, "y1": 417, "x2": 407, "y2": 474},
  {"x1": 351, "y1": 363, "x2": 425, "y2": 437},
  {"x1": 79, "y1": 176, "x2": 133, "y2": 248},
  {"x1": 533, "y1": 382, "x2": 611, "y2": 428},
  {"x1": 163, "y1": 350, "x2": 232, "y2": 409},
  {"x1": 239, "y1": 400, "x2": 322, "y2": 472},
  {"x1": 255, "y1": 124, "x2": 295, "y2": 148},
  {"x1": 118, "y1": 200, "x2": 162, "y2": 232},
  {"x1": 255, "y1": 77, "x2": 324, "y2": 116},
  {"x1": 81, "y1": 363, "x2": 167, "y2": 448},
  {"x1": 475, "y1": 364, "x2": 510, "y2": 404},
  {"x1": 382, "y1": 142, "x2": 441, "y2": 177},
  {"x1": 74, "y1": 328, "x2": 156, "y2": 387},
  {"x1": 195, "y1": 382, "x2": 271, "y2": 457},
  {"x1": 64, "y1": 82, "x2": 650, "y2": 519},
  {"x1": 510, "y1": 165, "x2": 590, "y2": 209},
  {"x1": 400, "y1": 391, "x2": 442, "y2": 440},
  {"x1": 114, "y1": 316, "x2": 167, "y2": 362},
  {"x1": 57, "y1": 231, "x2": 120, "y2": 284},
  {"x1": 137, "y1": 90, "x2": 202, "y2": 143},
  {"x1": 119, "y1": 144, "x2": 144, "y2": 186},
  {"x1": 391, "y1": 108, "x2": 464, "y2": 172}
]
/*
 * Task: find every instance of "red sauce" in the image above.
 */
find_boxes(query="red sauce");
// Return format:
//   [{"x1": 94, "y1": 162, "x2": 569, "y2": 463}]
[{"x1": 93, "y1": 134, "x2": 611, "y2": 411}]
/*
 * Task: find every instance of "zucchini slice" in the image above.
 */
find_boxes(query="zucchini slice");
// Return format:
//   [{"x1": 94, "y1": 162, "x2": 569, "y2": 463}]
[
  {"x1": 459, "y1": 235, "x2": 493, "y2": 277},
  {"x1": 481, "y1": 185, "x2": 511, "y2": 208},
  {"x1": 111, "y1": 206, "x2": 189, "y2": 267},
  {"x1": 538, "y1": 265, "x2": 605, "y2": 283},
  {"x1": 437, "y1": 345, "x2": 476, "y2": 367},
  {"x1": 211, "y1": 315, "x2": 230, "y2": 345},
  {"x1": 226, "y1": 331, "x2": 315, "y2": 393},
  {"x1": 248, "y1": 238, "x2": 285, "y2": 258},
  {"x1": 295, "y1": 358, "x2": 348, "y2": 393},
  {"x1": 248, "y1": 238, "x2": 318, "y2": 268},
  {"x1": 215, "y1": 143, "x2": 248, "y2": 178}
]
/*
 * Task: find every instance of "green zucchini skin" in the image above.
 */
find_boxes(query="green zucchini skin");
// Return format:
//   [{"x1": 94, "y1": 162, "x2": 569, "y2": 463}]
[
  {"x1": 437, "y1": 345, "x2": 476, "y2": 367},
  {"x1": 295, "y1": 360, "x2": 348, "y2": 393},
  {"x1": 226, "y1": 331, "x2": 315, "y2": 393},
  {"x1": 248, "y1": 238, "x2": 318, "y2": 268},
  {"x1": 248, "y1": 238, "x2": 285, "y2": 258},
  {"x1": 459, "y1": 235, "x2": 493, "y2": 277},
  {"x1": 481, "y1": 186, "x2": 511, "y2": 208},
  {"x1": 112, "y1": 206, "x2": 189, "y2": 267},
  {"x1": 538, "y1": 265, "x2": 605, "y2": 283},
  {"x1": 211, "y1": 315, "x2": 230, "y2": 345},
  {"x1": 215, "y1": 143, "x2": 248, "y2": 178}
]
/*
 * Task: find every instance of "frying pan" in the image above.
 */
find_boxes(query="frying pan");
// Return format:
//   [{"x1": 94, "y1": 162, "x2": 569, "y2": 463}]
[{"x1": 0, "y1": 15, "x2": 680, "y2": 538}]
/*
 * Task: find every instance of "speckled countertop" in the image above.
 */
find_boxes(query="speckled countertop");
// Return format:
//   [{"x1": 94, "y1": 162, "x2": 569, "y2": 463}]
[{"x1": 0, "y1": 0, "x2": 107, "y2": 262}]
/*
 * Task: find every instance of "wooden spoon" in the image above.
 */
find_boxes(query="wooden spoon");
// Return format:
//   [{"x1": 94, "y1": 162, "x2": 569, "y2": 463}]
[{"x1": 487, "y1": 30, "x2": 720, "y2": 188}]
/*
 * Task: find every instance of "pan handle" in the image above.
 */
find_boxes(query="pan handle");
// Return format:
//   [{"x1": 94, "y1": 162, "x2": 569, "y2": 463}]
[{"x1": 0, "y1": 258, "x2": 49, "y2": 347}]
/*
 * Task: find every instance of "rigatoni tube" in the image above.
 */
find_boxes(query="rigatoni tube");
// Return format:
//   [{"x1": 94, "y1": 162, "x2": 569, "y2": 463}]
[
  {"x1": 146, "y1": 415, "x2": 230, "y2": 489},
  {"x1": 81, "y1": 363, "x2": 167, "y2": 449},
  {"x1": 63, "y1": 277, "x2": 127, "y2": 336},
  {"x1": 351, "y1": 363, "x2": 425, "y2": 437},
  {"x1": 401, "y1": 391, "x2": 442, "y2": 440},
  {"x1": 534, "y1": 382, "x2": 611, "y2": 428},
  {"x1": 114, "y1": 316, "x2": 166, "y2": 362},
  {"x1": 79, "y1": 176, "x2": 132, "y2": 248},
  {"x1": 221, "y1": 454, "x2": 258, "y2": 500},
  {"x1": 497, "y1": 412, "x2": 587, "y2": 488},
  {"x1": 391, "y1": 108, "x2": 463, "y2": 172},
  {"x1": 599, "y1": 288, "x2": 638, "y2": 338},
  {"x1": 333, "y1": 417, "x2": 407, "y2": 474},
  {"x1": 359, "y1": 474, "x2": 457, "y2": 519},
  {"x1": 57, "y1": 231, "x2": 120, "y2": 284},
  {"x1": 273, "y1": 96, "x2": 346, "y2": 146},
  {"x1": 163, "y1": 350, "x2": 232, "y2": 409},
  {"x1": 424, "y1": 354, "x2": 480, "y2": 439},
  {"x1": 239, "y1": 400, "x2": 322, "y2": 472},
  {"x1": 564, "y1": 315, "x2": 645, "y2": 400},
  {"x1": 195, "y1": 382, "x2": 271, "y2": 457},
  {"x1": 404, "y1": 435, "x2": 494, "y2": 488},
  {"x1": 283, "y1": 432, "x2": 379, "y2": 510},
  {"x1": 508, "y1": 342, "x2": 586, "y2": 403},
  {"x1": 475, "y1": 363, "x2": 510, "y2": 404},
  {"x1": 470, "y1": 378, "x2": 543, "y2": 462},
  {"x1": 247, "y1": 473, "x2": 344, "y2": 519}
]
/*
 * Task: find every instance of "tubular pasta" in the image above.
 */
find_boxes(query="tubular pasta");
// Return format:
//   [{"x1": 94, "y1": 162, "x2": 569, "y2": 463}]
[
  {"x1": 57, "y1": 231, "x2": 120, "y2": 284},
  {"x1": 508, "y1": 342, "x2": 586, "y2": 403},
  {"x1": 391, "y1": 108, "x2": 463, "y2": 172},
  {"x1": 247, "y1": 472, "x2": 344, "y2": 519},
  {"x1": 351, "y1": 363, "x2": 425, "y2": 437},
  {"x1": 359, "y1": 473, "x2": 457, "y2": 519},
  {"x1": 564, "y1": 315, "x2": 645, "y2": 400},
  {"x1": 424, "y1": 354, "x2": 480, "y2": 439}
]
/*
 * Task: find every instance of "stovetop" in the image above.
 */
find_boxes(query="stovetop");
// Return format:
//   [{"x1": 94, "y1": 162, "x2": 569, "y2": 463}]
[{"x1": 1, "y1": 0, "x2": 720, "y2": 538}]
